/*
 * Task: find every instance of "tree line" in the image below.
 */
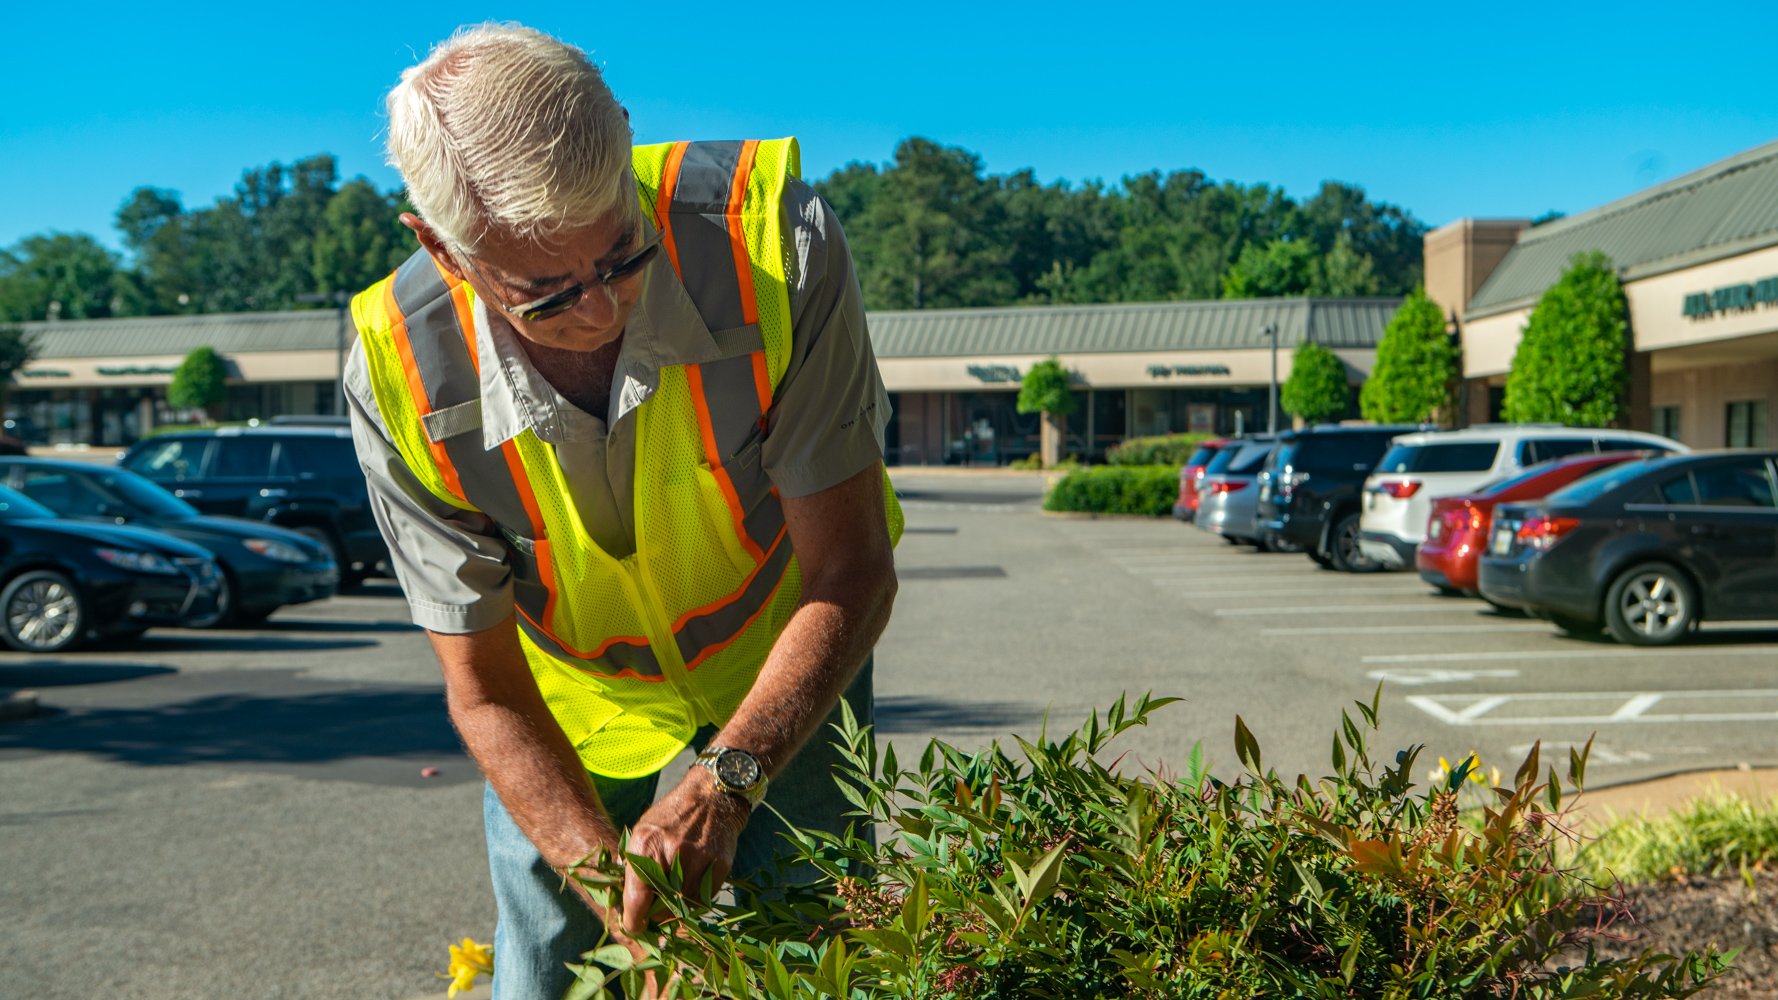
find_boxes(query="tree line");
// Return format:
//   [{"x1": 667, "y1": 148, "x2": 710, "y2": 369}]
[{"x1": 0, "y1": 138, "x2": 1430, "y2": 324}]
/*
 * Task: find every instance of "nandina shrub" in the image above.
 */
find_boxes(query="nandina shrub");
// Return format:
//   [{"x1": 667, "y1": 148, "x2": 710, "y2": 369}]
[
  {"x1": 1043, "y1": 465, "x2": 1178, "y2": 516},
  {"x1": 562, "y1": 694, "x2": 1727, "y2": 999}
]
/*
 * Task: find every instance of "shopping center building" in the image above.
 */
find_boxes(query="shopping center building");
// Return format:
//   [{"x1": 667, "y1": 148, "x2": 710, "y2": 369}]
[
  {"x1": 1427, "y1": 138, "x2": 1778, "y2": 450},
  {"x1": 6, "y1": 298, "x2": 1399, "y2": 462}
]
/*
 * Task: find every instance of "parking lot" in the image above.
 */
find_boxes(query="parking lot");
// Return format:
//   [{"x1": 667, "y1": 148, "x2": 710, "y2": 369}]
[{"x1": 4, "y1": 468, "x2": 1775, "y2": 999}]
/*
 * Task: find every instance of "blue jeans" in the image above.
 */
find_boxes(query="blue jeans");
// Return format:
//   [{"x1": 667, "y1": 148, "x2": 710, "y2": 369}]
[{"x1": 484, "y1": 659, "x2": 873, "y2": 1000}]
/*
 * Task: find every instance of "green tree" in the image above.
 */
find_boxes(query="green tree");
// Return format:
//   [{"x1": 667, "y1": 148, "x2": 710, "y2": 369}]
[
  {"x1": 313, "y1": 178, "x2": 414, "y2": 294},
  {"x1": 1360, "y1": 288, "x2": 1460, "y2": 424},
  {"x1": 1281, "y1": 342, "x2": 1351, "y2": 424},
  {"x1": 0, "y1": 325, "x2": 39, "y2": 414},
  {"x1": 1221, "y1": 238, "x2": 1316, "y2": 298},
  {"x1": 0, "y1": 233, "x2": 126, "y2": 321},
  {"x1": 1502, "y1": 251, "x2": 1628, "y2": 427},
  {"x1": 845, "y1": 138, "x2": 1013, "y2": 309},
  {"x1": 1311, "y1": 233, "x2": 1382, "y2": 297},
  {"x1": 1017, "y1": 355, "x2": 1077, "y2": 468},
  {"x1": 167, "y1": 346, "x2": 229, "y2": 421}
]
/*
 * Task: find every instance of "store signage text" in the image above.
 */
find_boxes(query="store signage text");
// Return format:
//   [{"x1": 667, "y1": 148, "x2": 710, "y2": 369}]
[
  {"x1": 19, "y1": 369, "x2": 71, "y2": 378},
  {"x1": 1147, "y1": 364, "x2": 1232, "y2": 378},
  {"x1": 96, "y1": 365, "x2": 179, "y2": 376},
  {"x1": 966, "y1": 364, "x2": 1022, "y2": 383},
  {"x1": 1681, "y1": 276, "x2": 1778, "y2": 320}
]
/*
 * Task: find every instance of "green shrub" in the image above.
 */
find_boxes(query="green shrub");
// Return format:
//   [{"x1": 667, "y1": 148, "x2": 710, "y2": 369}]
[
  {"x1": 1042, "y1": 465, "x2": 1177, "y2": 516},
  {"x1": 1105, "y1": 433, "x2": 1215, "y2": 467},
  {"x1": 561, "y1": 695, "x2": 1725, "y2": 999},
  {"x1": 1580, "y1": 792, "x2": 1778, "y2": 887}
]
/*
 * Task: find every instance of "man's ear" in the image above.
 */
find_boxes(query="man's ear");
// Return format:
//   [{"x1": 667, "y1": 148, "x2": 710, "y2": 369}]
[{"x1": 402, "y1": 213, "x2": 466, "y2": 281}]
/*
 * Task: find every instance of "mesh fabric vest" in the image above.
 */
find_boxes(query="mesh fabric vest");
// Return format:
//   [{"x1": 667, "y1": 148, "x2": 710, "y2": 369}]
[{"x1": 352, "y1": 138, "x2": 902, "y2": 778}]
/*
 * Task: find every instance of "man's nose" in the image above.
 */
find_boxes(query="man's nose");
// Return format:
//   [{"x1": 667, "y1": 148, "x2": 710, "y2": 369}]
[{"x1": 570, "y1": 280, "x2": 620, "y2": 323}]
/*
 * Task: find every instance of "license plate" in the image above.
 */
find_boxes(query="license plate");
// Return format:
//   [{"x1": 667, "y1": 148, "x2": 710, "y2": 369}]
[{"x1": 1490, "y1": 525, "x2": 1514, "y2": 555}]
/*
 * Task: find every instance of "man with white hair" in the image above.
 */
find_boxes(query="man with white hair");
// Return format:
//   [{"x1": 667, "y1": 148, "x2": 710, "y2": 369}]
[{"x1": 344, "y1": 23, "x2": 900, "y2": 996}]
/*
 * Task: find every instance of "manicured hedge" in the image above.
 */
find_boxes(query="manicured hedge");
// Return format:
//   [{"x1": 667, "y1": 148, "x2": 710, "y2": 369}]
[
  {"x1": 1043, "y1": 465, "x2": 1177, "y2": 516},
  {"x1": 1105, "y1": 432, "x2": 1216, "y2": 467}
]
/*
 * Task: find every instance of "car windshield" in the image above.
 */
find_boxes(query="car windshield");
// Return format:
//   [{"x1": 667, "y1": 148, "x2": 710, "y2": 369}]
[
  {"x1": 0, "y1": 485, "x2": 57, "y2": 521},
  {"x1": 1184, "y1": 445, "x2": 1221, "y2": 468},
  {"x1": 1376, "y1": 441, "x2": 1501, "y2": 474},
  {"x1": 1225, "y1": 441, "x2": 1275, "y2": 474},
  {"x1": 97, "y1": 470, "x2": 200, "y2": 518},
  {"x1": 1546, "y1": 458, "x2": 1661, "y2": 504},
  {"x1": 1204, "y1": 447, "x2": 1241, "y2": 474}
]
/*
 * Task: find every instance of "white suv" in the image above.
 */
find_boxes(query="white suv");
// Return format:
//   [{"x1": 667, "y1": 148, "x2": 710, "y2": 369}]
[{"x1": 1356, "y1": 425, "x2": 1686, "y2": 570}]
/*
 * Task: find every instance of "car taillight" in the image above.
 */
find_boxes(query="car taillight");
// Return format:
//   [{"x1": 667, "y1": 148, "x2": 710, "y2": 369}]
[
  {"x1": 1381, "y1": 480, "x2": 1422, "y2": 499},
  {"x1": 1515, "y1": 515, "x2": 1580, "y2": 551},
  {"x1": 1183, "y1": 464, "x2": 1205, "y2": 490},
  {"x1": 1210, "y1": 481, "x2": 1249, "y2": 494}
]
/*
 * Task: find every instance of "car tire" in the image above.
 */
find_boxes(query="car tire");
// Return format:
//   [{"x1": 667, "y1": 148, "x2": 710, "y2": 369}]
[
  {"x1": 1308, "y1": 549, "x2": 1334, "y2": 569},
  {"x1": 1262, "y1": 532, "x2": 1303, "y2": 555},
  {"x1": 1, "y1": 570, "x2": 89, "y2": 653},
  {"x1": 1326, "y1": 513, "x2": 1377, "y2": 573},
  {"x1": 1604, "y1": 562, "x2": 1696, "y2": 646},
  {"x1": 193, "y1": 568, "x2": 237, "y2": 629}
]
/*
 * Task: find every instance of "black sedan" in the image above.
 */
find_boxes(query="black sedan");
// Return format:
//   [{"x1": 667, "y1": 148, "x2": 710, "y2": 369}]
[
  {"x1": 0, "y1": 458, "x2": 339, "y2": 626},
  {"x1": 0, "y1": 485, "x2": 224, "y2": 652},
  {"x1": 1479, "y1": 450, "x2": 1778, "y2": 645}
]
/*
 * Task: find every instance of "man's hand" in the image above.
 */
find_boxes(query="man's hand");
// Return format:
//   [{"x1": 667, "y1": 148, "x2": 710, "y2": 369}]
[{"x1": 620, "y1": 769, "x2": 753, "y2": 936}]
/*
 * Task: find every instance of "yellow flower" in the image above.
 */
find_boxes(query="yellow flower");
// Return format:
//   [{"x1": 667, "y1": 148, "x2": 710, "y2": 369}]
[{"x1": 443, "y1": 937, "x2": 494, "y2": 997}]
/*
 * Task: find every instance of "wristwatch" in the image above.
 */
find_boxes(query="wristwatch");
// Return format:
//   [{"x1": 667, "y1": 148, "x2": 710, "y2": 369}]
[{"x1": 695, "y1": 746, "x2": 768, "y2": 808}]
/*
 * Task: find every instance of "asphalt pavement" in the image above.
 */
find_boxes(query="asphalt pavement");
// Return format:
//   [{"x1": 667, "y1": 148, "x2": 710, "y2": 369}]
[{"x1": 4, "y1": 467, "x2": 1775, "y2": 999}]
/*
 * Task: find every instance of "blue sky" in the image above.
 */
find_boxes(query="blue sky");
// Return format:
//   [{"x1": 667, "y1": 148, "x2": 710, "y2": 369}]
[{"x1": 5, "y1": 1, "x2": 1776, "y2": 254}]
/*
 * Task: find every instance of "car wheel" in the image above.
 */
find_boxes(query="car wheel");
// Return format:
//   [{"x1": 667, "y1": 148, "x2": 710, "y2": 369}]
[
  {"x1": 1, "y1": 570, "x2": 89, "y2": 653},
  {"x1": 193, "y1": 568, "x2": 237, "y2": 629},
  {"x1": 1326, "y1": 513, "x2": 1377, "y2": 573},
  {"x1": 1604, "y1": 562, "x2": 1696, "y2": 646},
  {"x1": 1308, "y1": 548, "x2": 1334, "y2": 569}
]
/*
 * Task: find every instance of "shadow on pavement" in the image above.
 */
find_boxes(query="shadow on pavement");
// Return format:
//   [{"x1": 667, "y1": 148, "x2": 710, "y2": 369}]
[
  {"x1": 0, "y1": 661, "x2": 175, "y2": 687},
  {"x1": 875, "y1": 695, "x2": 1038, "y2": 734},
  {"x1": 0, "y1": 667, "x2": 468, "y2": 783},
  {"x1": 116, "y1": 633, "x2": 382, "y2": 653},
  {"x1": 253, "y1": 618, "x2": 420, "y2": 634}
]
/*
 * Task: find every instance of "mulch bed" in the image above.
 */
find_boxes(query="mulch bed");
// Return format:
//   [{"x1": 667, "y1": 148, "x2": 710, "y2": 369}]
[{"x1": 1581, "y1": 871, "x2": 1778, "y2": 997}]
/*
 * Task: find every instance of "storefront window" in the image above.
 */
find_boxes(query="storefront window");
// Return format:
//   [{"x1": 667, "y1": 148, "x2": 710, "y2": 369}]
[
  {"x1": 1653, "y1": 406, "x2": 1681, "y2": 442},
  {"x1": 1726, "y1": 400, "x2": 1769, "y2": 448}
]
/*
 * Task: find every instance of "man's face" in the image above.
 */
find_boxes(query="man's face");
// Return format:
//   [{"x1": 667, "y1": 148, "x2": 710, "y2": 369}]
[{"x1": 459, "y1": 213, "x2": 650, "y2": 353}]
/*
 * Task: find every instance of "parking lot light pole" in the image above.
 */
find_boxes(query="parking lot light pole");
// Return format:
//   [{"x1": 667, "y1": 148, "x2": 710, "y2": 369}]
[
  {"x1": 1265, "y1": 322, "x2": 1279, "y2": 434},
  {"x1": 297, "y1": 290, "x2": 352, "y2": 416}
]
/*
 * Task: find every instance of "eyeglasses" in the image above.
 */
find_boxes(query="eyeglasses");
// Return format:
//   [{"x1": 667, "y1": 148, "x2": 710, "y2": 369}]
[{"x1": 461, "y1": 230, "x2": 664, "y2": 323}]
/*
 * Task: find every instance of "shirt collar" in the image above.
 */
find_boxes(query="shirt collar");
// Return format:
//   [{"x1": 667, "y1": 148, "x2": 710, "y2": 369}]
[{"x1": 470, "y1": 223, "x2": 722, "y2": 450}]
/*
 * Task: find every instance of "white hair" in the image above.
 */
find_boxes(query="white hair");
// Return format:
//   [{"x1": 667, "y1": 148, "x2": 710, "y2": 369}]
[{"x1": 385, "y1": 23, "x2": 636, "y2": 254}]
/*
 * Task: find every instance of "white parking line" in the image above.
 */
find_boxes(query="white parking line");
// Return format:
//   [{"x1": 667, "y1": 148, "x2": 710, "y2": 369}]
[
  {"x1": 1184, "y1": 587, "x2": 1441, "y2": 599},
  {"x1": 1366, "y1": 647, "x2": 1778, "y2": 664},
  {"x1": 1365, "y1": 668, "x2": 1522, "y2": 685},
  {"x1": 1216, "y1": 604, "x2": 1478, "y2": 617},
  {"x1": 1277, "y1": 623, "x2": 1546, "y2": 636},
  {"x1": 1408, "y1": 689, "x2": 1778, "y2": 726}
]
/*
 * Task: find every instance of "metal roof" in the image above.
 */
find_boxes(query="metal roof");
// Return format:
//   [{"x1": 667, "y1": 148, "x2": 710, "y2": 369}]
[
  {"x1": 1467, "y1": 139, "x2": 1778, "y2": 318},
  {"x1": 867, "y1": 298, "x2": 1403, "y2": 358},
  {"x1": 19, "y1": 297, "x2": 1401, "y2": 363},
  {"x1": 20, "y1": 310, "x2": 347, "y2": 359}
]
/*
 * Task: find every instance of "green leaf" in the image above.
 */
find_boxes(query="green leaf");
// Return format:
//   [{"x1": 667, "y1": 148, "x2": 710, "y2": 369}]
[{"x1": 1234, "y1": 715, "x2": 1262, "y2": 773}]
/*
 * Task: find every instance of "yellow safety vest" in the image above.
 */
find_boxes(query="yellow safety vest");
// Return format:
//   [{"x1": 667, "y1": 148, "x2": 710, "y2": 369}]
[{"x1": 352, "y1": 138, "x2": 902, "y2": 778}]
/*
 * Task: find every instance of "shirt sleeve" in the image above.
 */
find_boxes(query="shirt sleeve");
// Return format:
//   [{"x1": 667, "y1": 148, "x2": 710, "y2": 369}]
[
  {"x1": 344, "y1": 340, "x2": 517, "y2": 634},
  {"x1": 758, "y1": 178, "x2": 892, "y2": 498}
]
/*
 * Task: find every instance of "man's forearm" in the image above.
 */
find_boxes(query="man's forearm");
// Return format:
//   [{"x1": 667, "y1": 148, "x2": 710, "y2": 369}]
[
  {"x1": 430, "y1": 626, "x2": 621, "y2": 869},
  {"x1": 711, "y1": 562, "x2": 897, "y2": 776}
]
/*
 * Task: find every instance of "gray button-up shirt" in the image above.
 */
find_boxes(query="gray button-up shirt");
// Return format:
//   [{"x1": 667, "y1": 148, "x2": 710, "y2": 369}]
[{"x1": 346, "y1": 178, "x2": 890, "y2": 635}]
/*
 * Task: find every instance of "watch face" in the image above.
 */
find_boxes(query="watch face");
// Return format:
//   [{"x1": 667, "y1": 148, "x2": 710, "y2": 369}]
[{"x1": 714, "y1": 750, "x2": 762, "y2": 790}]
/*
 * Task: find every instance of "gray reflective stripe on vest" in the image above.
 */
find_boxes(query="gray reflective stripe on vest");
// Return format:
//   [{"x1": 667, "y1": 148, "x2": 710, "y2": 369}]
[
  {"x1": 691, "y1": 350, "x2": 784, "y2": 553},
  {"x1": 666, "y1": 141, "x2": 749, "y2": 332},
  {"x1": 517, "y1": 614, "x2": 662, "y2": 678}
]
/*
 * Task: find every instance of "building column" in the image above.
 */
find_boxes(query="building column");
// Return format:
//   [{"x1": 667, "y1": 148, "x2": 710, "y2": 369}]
[{"x1": 1624, "y1": 349, "x2": 1653, "y2": 431}]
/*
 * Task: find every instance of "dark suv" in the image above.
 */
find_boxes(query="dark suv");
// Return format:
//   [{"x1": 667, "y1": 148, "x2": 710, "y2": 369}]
[
  {"x1": 119, "y1": 425, "x2": 385, "y2": 584},
  {"x1": 1256, "y1": 425, "x2": 1419, "y2": 572}
]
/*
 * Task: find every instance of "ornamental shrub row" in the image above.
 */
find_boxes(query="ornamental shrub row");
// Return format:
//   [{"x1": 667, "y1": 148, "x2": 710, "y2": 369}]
[
  {"x1": 1104, "y1": 432, "x2": 1215, "y2": 467},
  {"x1": 558, "y1": 694, "x2": 1726, "y2": 999},
  {"x1": 1042, "y1": 465, "x2": 1177, "y2": 516}
]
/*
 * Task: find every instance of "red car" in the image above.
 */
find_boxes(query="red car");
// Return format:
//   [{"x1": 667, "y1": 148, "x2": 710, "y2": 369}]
[
  {"x1": 1173, "y1": 438, "x2": 1233, "y2": 522},
  {"x1": 1415, "y1": 452, "x2": 1649, "y2": 594}
]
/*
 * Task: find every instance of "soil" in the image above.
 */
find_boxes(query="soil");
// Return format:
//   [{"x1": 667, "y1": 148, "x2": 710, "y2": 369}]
[{"x1": 1581, "y1": 871, "x2": 1778, "y2": 997}]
